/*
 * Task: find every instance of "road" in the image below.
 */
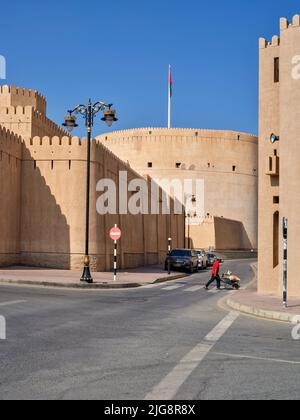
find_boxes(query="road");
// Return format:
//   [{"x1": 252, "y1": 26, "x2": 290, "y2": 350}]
[{"x1": 0, "y1": 259, "x2": 299, "y2": 400}]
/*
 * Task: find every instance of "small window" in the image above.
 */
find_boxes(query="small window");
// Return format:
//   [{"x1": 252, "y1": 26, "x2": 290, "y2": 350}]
[
  {"x1": 274, "y1": 57, "x2": 280, "y2": 83},
  {"x1": 176, "y1": 163, "x2": 181, "y2": 168},
  {"x1": 269, "y1": 157, "x2": 273, "y2": 172},
  {"x1": 274, "y1": 149, "x2": 278, "y2": 156},
  {"x1": 232, "y1": 165, "x2": 236, "y2": 172},
  {"x1": 273, "y1": 196, "x2": 279, "y2": 204},
  {"x1": 148, "y1": 162, "x2": 153, "y2": 168}
]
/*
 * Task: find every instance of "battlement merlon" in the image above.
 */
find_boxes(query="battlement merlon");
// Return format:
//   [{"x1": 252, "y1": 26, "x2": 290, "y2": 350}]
[
  {"x1": 0, "y1": 105, "x2": 69, "y2": 139},
  {"x1": 0, "y1": 125, "x2": 23, "y2": 159},
  {"x1": 0, "y1": 85, "x2": 47, "y2": 115},
  {"x1": 281, "y1": 15, "x2": 300, "y2": 30},
  {"x1": 259, "y1": 15, "x2": 300, "y2": 49}
]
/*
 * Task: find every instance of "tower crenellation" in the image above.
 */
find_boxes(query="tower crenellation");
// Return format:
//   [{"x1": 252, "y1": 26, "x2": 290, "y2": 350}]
[
  {"x1": 0, "y1": 87, "x2": 68, "y2": 139},
  {"x1": 0, "y1": 85, "x2": 47, "y2": 114},
  {"x1": 260, "y1": 14, "x2": 300, "y2": 49}
]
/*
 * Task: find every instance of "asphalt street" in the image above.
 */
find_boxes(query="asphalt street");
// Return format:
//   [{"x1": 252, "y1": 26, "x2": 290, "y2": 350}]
[{"x1": 0, "y1": 259, "x2": 299, "y2": 400}]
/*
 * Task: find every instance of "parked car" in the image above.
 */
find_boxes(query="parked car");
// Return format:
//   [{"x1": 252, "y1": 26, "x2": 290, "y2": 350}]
[
  {"x1": 207, "y1": 252, "x2": 217, "y2": 267},
  {"x1": 195, "y1": 249, "x2": 208, "y2": 269},
  {"x1": 165, "y1": 249, "x2": 199, "y2": 273}
]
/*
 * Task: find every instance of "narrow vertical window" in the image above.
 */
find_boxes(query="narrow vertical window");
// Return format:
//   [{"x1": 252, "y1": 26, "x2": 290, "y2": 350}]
[
  {"x1": 269, "y1": 157, "x2": 273, "y2": 172},
  {"x1": 274, "y1": 57, "x2": 280, "y2": 83}
]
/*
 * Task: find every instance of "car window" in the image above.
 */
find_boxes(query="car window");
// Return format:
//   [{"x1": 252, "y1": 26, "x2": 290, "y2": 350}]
[{"x1": 170, "y1": 250, "x2": 191, "y2": 257}]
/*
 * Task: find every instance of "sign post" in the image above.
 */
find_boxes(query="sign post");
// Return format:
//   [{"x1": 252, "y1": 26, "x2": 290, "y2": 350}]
[
  {"x1": 168, "y1": 238, "x2": 172, "y2": 275},
  {"x1": 110, "y1": 225, "x2": 122, "y2": 282},
  {"x1": 283, "y1": 218, "x2": 288, "y2": 308}
]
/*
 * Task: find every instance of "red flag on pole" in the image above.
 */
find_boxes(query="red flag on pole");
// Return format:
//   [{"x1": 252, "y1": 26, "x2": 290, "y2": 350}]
[{"x1": 169, "y1": 66, "x2": 173, "y2": 98}]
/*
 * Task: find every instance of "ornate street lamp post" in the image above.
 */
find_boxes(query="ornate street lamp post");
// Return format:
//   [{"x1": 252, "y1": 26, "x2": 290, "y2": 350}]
[{"x1": 63, "y1": 100, "x2": 118, "y2": 283}]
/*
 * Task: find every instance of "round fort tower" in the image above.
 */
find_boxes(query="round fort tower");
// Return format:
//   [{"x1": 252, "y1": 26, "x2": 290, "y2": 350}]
[{"x1": 97, "y1": 128, "x2": 258, "y2": 251}]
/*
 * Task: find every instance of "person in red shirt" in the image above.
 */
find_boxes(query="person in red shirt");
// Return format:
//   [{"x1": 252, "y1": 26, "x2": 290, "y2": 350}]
[{"x1": 205, "y1": 259, "x2": 222, "y2": 290}]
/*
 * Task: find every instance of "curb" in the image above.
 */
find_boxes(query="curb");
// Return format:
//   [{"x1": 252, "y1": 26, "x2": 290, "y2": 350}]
[
  {"x1": 226, "y1": 298, "x2": 300, "y2": 323},
  {"x1": 153, "y1": 274, "x2": 189, "y2": 284},
  {"x1": 0, "y1": 272, "x2": 189, "y2": 290},
  {"x1": 225, "y1": 263, "x2": 300, "y2": 323}
]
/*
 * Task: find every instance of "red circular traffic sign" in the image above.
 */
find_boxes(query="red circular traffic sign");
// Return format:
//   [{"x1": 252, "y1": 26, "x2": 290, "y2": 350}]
[{"x1": 110, "y1": 227, "x2": 122, "y2": 241}]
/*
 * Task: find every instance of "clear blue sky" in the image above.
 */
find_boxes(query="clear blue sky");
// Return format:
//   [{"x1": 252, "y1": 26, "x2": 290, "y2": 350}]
[{"x1": 1, "y1": 0, "x2": 299, "y2": 136}]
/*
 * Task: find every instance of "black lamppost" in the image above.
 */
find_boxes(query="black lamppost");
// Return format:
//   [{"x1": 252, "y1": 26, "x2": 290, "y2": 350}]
[
  {"x1": 184, "y1": 194, "x2": 197, "y2": 249},
  {"x1": 63, "y1": 100, "x2": 118, "y2": 283}
]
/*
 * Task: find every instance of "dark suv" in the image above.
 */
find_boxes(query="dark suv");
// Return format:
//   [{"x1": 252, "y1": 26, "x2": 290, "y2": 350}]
[{"x1": 165, "y1": 249, "x2": 199, "y2": 273}]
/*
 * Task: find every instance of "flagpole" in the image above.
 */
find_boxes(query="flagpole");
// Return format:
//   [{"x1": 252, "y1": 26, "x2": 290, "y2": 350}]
[{"x1": 168, "y1": 65, "x2": 171, "y2": 129}]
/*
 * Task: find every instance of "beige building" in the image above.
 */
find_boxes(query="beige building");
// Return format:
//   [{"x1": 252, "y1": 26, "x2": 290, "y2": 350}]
[
  {"x1": 0, "y1": 86, "x2": 184, "y2": 271},
  {"x1": 259, "y1": 14, "x2": 300, "y2": 297},
  {"x1": 98, "y1": 128, "x2": 258, "y2": 251}
]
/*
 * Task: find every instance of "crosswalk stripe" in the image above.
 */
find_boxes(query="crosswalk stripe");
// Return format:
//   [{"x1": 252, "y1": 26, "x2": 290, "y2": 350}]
[
  {"x1": 162, "y1": 285, "x2": 184, "y2": 291},
  {"x1": 184, "y1": 286, "x2": 203, "y2": 292},
  {"x1": 0, "y1": 300, "x2": 27, "y2": 307}
]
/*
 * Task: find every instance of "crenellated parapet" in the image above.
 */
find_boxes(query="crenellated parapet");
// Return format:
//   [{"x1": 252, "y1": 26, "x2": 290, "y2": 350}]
[
  {"x1": 259, "y1": 14, "x2": 300, "y2": 49},
  {"x1": 0, "y1": 85, "x2": 47, "y2": 114},
  {"x1": 0, "y1": 125, "x2": 23, "y2": 160},
  {"x1": 98, "y1": 127, "x2": 257, "y2": 143},
  {"x1": 22, "y1": 135, "x2": 136, "y2": 171},
  {"x1": 30, "y1": 108, "x2": 69, "y2": 139},
  {"x1": 0, "y1": 105, "x2": 69, "y2": 140}
]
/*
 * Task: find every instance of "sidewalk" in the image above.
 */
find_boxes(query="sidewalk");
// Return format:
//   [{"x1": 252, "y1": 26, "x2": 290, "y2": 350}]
[
  {"x1": 227, "y1": 276, "x2": 300, "y2": 323},
  {"x1": 0, "y1": 265, "x2": 188, "y2": 290}
]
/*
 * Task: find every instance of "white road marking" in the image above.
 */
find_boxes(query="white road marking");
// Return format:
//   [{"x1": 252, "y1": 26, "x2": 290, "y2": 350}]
[
  {"x1": 208, "y1": 289, "x2": 220, "y2": 294},
  {"x1": 145, "y1": 311, "x2": 239, "y2": 400},
  {"x1": 184, "y1": 286, "x2": 203, "y2": 292},
  {"x1": 213, "y1": 352, "x2": 300, "y2": 365},
  {"x1": 162, "y1": 285, "x2": 184, "y2": 291},
  {"x1": 0, "y1": 300, "x2": 26, "y2": 307}
]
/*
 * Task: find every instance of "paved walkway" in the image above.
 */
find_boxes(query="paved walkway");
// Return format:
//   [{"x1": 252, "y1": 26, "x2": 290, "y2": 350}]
[
  {"x1": 0, "y1": 265, "x2": 187, "y2": 289},
  {"x1": 227, "y1": 280, "x2": 300, "y2": 323}
]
